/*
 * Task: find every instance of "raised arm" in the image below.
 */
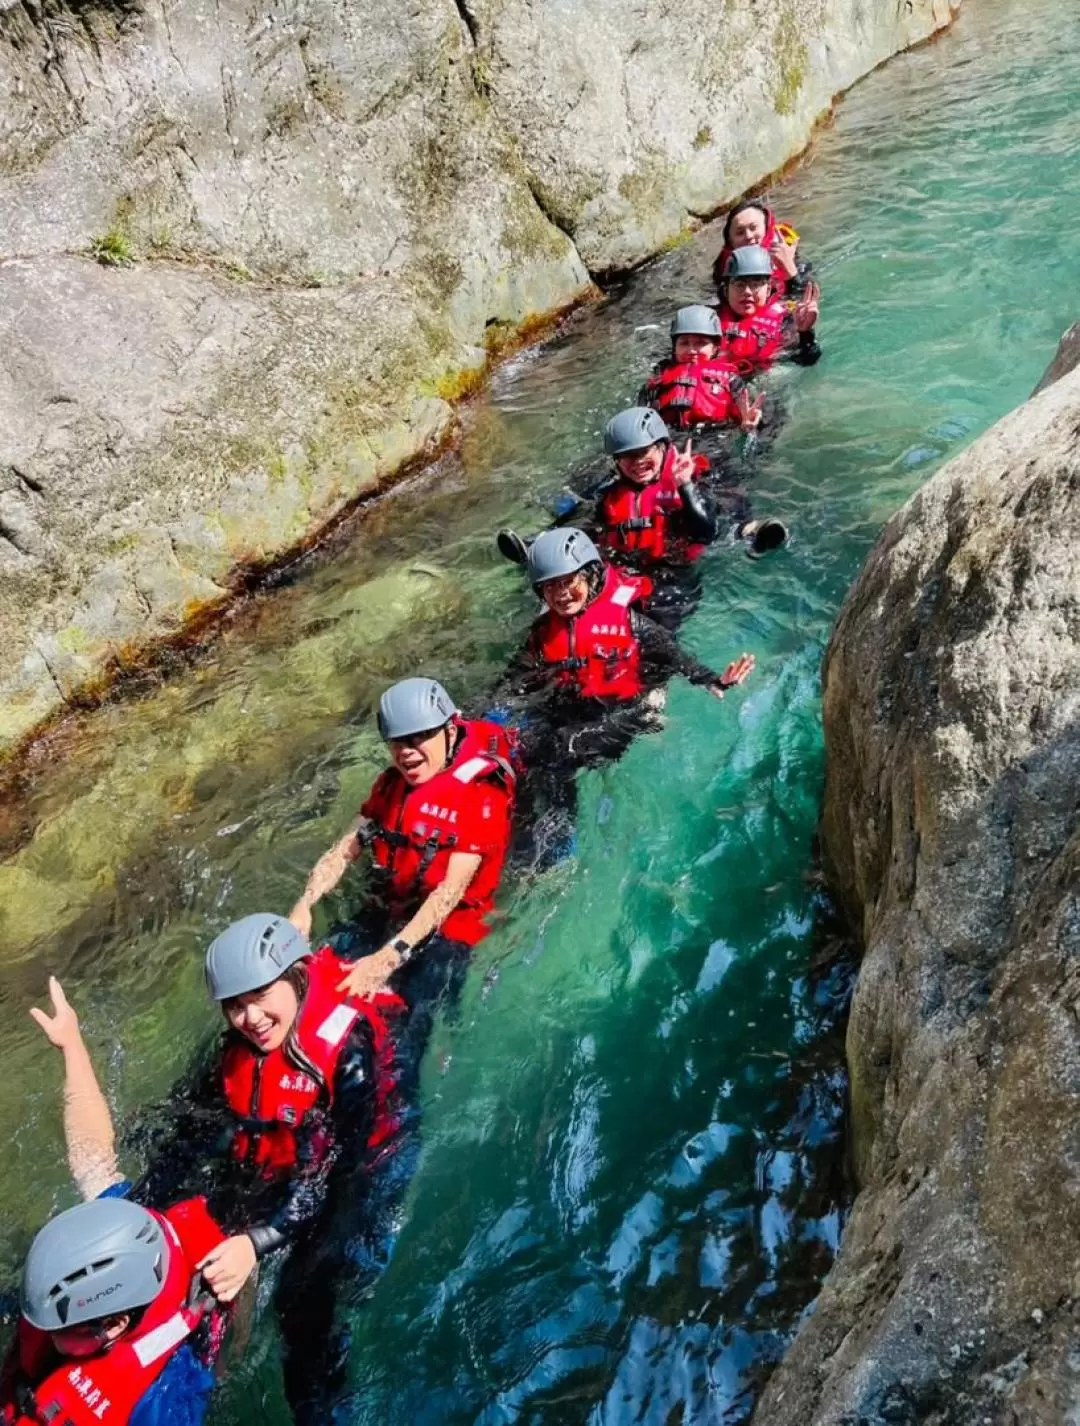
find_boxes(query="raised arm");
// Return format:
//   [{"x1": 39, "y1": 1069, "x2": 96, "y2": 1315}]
[{"x1": 30, "y1": 978, "x2": 125, "y2": 1201}]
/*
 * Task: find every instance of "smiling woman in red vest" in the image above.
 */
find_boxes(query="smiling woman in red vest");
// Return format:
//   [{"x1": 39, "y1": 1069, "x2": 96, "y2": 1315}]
[
  {"x1": 711, "y1": 199, "x2": 811, "y2": 300},
  {"x1": 289, "y1": 678, "x2": 517, "y2": 1005}
]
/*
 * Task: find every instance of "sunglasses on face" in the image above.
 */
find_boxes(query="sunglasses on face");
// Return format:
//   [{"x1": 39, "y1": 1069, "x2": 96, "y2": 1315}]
[{"x1": 388, "y1": 728, "x2": 444, "y2": 750}]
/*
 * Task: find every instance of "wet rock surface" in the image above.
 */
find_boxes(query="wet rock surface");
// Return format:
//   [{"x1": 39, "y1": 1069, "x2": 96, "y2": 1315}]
[
  {"x1": 754, "y1": 347, "x2": 1080, "y2": 1424},
  {"x1": 0, "y1": 0, "x2": 955, "y2": 753}
]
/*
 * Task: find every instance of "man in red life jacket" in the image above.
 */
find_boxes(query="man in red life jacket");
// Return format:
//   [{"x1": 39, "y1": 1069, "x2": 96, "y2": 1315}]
[
  {"x1": 711, "y1": 199, "x2": 811, "y2": 300},
  {"x1": 289, "y1": 678, "x2": 516, "y2": 1005},
  {"x1": 717, "y1": 245, "x2": 822, "y2": 375},
  {"x1": 2, "y1": 1197, "x2": 229, "y2": 1426},
  {"x1": 641, "y1": 307, "x2": 765, "y2": 433}
]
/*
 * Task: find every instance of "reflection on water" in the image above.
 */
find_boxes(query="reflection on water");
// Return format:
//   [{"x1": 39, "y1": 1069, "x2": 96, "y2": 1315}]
[{"x1": 2, "y1": 0, "x2": 1079, "y2": 1417}]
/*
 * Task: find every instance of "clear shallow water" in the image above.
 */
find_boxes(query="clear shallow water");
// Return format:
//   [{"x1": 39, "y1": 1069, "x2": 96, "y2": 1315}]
[{"x1": 3, "y1": 0, "x2": 1080, "y2": 1418}]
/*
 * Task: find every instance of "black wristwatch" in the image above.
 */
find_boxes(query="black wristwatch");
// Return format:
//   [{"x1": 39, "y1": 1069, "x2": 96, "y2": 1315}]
[{"x1": 391, "y1": 938, "x2": 413, "y2": 963}]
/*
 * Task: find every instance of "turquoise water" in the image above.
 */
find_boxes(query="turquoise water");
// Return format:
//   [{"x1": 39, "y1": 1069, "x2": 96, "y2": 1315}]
[{"x1": 2, "y1": 0, "x2": 1079, "y2": 1419}]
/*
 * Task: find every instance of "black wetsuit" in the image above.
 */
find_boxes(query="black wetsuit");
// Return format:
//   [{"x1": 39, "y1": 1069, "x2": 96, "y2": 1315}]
[
  {"x1": 134, "y1": 1020, "x2": 387, "y2": 1423},
  {"x1": 494, "y1": 602, "x2": 725, "y2": 865},
  {"x1": 587, "y1": 470, "x2": 718, "y2": 631}
]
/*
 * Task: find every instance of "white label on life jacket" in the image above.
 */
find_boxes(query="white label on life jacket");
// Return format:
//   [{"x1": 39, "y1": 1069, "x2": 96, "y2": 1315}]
[
  {"x1": 316, "y1": 1004, "x2": 358, "y2": 1046},
  {"x1": 611, "y1": 585, "x2": 636, "y2": 607},
  {"x1": 132, "y1": 1312, "x2": 192, "y2": 1368},
  {"x1": 453, "y1": 756, "x2": 490, "y2": 783}
]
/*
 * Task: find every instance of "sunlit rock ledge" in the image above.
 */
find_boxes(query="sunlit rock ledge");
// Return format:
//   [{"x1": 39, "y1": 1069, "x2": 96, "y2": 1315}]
[{"x1": 0, "y1": 0, "x2": 956, "y2": 754}]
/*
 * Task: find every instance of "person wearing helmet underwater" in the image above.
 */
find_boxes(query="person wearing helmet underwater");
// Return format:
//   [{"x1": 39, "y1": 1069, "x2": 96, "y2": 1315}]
[
  {"x1": 288, "y1": 678, "x2": 518, "y2": 1004},
  {"x1": 717, "y1": 245, "x2": 821, "y2": 374},
  {"x1": 1, "y1": 1196, "x2": 232, "y2": 1426},
  {"x1": 640, "y1": 306, "x2": 765, "y2": 433},
  {"x1": 27, "y1": 917, "x2": 403, "y2": 1423},
  {"x1": 5, "y1": 988, "x2": 234, "y2": 1426},
  {"x1": 712, "y1": 199, "x2": 811, "y2": 299}
]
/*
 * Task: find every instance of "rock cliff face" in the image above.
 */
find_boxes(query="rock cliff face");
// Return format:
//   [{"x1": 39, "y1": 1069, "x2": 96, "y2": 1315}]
[
  {"x1": 754, "y1": 341, "x2": 1080, "y2": 1424},
  {"x1": 0, "y1": 0, "x2": 955, "y2": 752}
]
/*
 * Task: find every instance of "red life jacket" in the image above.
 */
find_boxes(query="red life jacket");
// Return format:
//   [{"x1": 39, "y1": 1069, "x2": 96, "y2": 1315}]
[
  {"x1": 221, "y1": 945, "x2": 404, "y2": 1175},
  {"x1": 643, "y1": 358, "x2": 744, "y2": 430},
  {"x1": 361, "y1": 719, "x2": 517, "y2": 947},
  {"x1": 713, "y1": 212, "x2": 800, "y2": 297},
  {"x1": 2, "y1": 1199, "x2": 226, "y2": 1426},
  {"x1": 716, "y1": 299, "x2": 790, "y2": 375},
  {"x1": 530, "y1": 564, "x2": 650, "y2": 702},
  {"x1": 597, "y1": 446, "x2": 709, "y2": 564}
]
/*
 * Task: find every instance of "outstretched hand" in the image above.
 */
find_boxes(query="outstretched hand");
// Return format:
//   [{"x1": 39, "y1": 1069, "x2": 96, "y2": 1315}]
[
  {"x1": 794, "y1": 282, "x2": 820, "y2": 332},
  {"x1": 30, "y1": 977, "x2": 83, "y2": 1052},
  {"x1": 337, "y1": 947, "x2": 401, "y2": 999},
  {"x1": 709, "y1": 652, "x2": 756, "y2": 701},
  {"x1": 734, "y1": 388, "x2": 764, "y2": 431}
]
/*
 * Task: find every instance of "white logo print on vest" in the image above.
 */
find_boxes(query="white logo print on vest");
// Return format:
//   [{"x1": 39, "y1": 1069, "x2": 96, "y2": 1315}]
[
  {"x1": 419, "y1": 802, "x2": 459, "y2": 822},
  {"x1": 65, "y1": 1366, "x2": 113, "y2": 1418}
]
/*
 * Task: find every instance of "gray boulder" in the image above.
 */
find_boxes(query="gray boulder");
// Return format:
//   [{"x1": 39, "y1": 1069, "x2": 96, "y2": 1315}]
[{"x1": 754, "y1": 353, "x2": 1080, "y2": 1423}]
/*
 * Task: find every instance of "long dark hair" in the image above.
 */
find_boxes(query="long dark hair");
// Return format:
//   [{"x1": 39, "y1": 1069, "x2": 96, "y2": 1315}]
[{"x1": 280, "y1": 962, "x2": 328, "y2": 1090}]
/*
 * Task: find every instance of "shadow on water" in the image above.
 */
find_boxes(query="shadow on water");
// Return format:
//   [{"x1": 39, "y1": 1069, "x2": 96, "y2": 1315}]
[{"x1": 3, "y1": 0, "x2": 1080, "y2": 1418}]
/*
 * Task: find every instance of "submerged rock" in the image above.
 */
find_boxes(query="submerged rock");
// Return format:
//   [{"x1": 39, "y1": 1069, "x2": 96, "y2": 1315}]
[{"x1": 755, "y1": 345, "x2": 1080, "y2": 1421}]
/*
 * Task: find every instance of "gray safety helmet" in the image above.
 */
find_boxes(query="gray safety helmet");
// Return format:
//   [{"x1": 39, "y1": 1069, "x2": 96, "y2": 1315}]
[
  {"x1": 377, "y1": 677, "x2": 458, "y2": 741},
  {"x1": 526, "y1": 527, "x2": 602, "y2": 587},
  {"x1": 723, "y1": 244, "x2": 773, "y2": 281},
  {"x1": 603, "y1": 407, "x2": 670, "y2": 458},
  {"x1": 205, "y1": 912, "x2": 310, "y2": 1001},
  {"x1": 21, "y1": 1198, "x2": 168, "y2": 1332},
  {"x1": 670, "y1": 305, "x2": 722, "y2": 340}
]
